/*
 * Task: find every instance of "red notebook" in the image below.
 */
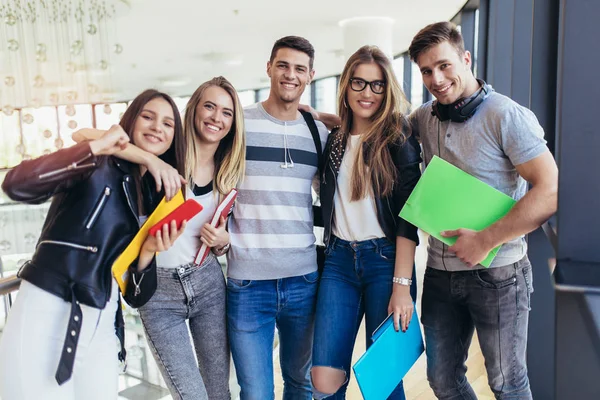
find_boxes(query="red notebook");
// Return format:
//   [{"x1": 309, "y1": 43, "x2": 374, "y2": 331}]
[{"x1": 194, "y1": 188, "x2": 238, "y2": 265}]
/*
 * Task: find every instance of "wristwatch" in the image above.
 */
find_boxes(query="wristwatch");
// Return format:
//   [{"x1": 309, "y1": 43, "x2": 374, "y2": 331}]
[
  {"x1": 392, "y1": 277, "x2": 412, "y2": 286},
  {"x1": 216, "y1": 242, "x2": 231, "y2": 254}
]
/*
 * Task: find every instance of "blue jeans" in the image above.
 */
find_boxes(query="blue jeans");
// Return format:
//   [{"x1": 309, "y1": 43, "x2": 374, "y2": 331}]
[
  {"x1": 227, "y1": 270, "x2": 319, "y2": 400},
  {"x1": 138, "y1": 257, "x2": 230, "y2": 400},
  {"x1": 312, "y1": 236, "x2": 416, "y2": 399},
  {"x1": 422, "y1": 257, "x2": 534, "y2": 400}
]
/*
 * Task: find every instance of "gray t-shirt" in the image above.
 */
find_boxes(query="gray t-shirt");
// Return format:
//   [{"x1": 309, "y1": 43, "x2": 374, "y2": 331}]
[{"x1": 410, "y1": 90, "x2": 548, "y2": 271}]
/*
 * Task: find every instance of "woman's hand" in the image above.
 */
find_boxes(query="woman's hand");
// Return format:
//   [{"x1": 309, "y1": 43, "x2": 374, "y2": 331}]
[
  {"x1": 200, "y1": 216, "x2": 229, "y2": 249},
  {"x1": 138, "y1": 220, "x2": 186, "y2": 271},
  {"x1": 89, "y1": 125, "x2": 129, "y2": 156},
  {"x1": 144, "y1": 155, "x2": 187, "y2": 201},
  {"x1": 387, "y1": 286, "x2": 414, "y2": 332}
]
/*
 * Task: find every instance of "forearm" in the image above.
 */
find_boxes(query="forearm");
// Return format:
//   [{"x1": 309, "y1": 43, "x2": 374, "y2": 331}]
[
  {"x1": 73, "y1": 128, "x2": 153, "y2": 166},
  {"x1": 482, "y1": 184, "x2": 558, "y2": 249},
  {"x1": 2, "y1": 142, "x2": 96, "y2": 203},
  {"x1": 394, "y1": 237, "x2": 416, "y2": 278},
  {"x1": 137, "y1": 250, "x2": 155, "y2": 272}
]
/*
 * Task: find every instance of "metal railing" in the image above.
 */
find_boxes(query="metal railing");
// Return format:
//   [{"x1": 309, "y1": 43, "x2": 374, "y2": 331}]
[{"x1": 0, "y1": 276, "x2": 20, "y2": 296}]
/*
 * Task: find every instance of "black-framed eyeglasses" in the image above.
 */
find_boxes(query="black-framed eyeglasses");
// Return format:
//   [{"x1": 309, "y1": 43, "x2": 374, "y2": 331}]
[{"x1": 349, "y1": 78, "x2": 386, "y2": 94}]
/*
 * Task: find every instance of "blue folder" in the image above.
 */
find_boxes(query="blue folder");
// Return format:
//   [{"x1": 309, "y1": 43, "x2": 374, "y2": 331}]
[{"x1": 352, "y1": 310, "x2": 425, "y2": 400}]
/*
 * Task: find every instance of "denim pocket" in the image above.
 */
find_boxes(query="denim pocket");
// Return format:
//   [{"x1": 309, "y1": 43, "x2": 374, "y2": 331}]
[
  {"x1": 302, "y1": 270, "x2": 320, "y2": 284},
  {"x1": 324, "y1": 243, "x2": 334, "y2": 256},
  {"x1": 474, "y1": 266, "x2": 517, "y2": 289},
  {"x1": 522, "y1": 264, "x2": 534, "y2": 310},
  {"x1": 227, "y1": 278, "x2": 253, "y2": 289},
  {"x1": 377, "y1": 243, "x2": 396, "y2": 261}
]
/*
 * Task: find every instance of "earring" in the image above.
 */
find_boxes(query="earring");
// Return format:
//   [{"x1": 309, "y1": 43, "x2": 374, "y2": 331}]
[{"x1": 343, "y1": 98, "x2": 348, "y2": 108}]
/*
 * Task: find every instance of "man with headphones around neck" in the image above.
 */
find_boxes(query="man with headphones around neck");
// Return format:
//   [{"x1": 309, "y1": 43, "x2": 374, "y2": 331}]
[{"x1": 408, "y1": 22, "x2": 558, "y2": 399}]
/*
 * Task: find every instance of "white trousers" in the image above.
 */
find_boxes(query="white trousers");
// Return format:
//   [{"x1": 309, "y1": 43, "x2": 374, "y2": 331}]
[{"x1": 0, "y1": 279, "x2": 119, "y2": 400}]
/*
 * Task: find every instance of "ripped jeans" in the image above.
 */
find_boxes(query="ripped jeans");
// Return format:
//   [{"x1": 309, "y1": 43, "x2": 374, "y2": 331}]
[{"x1": 312, "y1": 236, "x2": 416, "y2": 399}]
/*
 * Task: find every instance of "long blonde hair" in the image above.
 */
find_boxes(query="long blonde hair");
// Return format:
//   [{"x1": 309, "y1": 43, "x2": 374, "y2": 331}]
[
  {"x1": 337, "y1": 45, "x2": 411, "y2": 201},
  {"x1": 183, "y1": 76, "x2": 246, "y2": 196}
]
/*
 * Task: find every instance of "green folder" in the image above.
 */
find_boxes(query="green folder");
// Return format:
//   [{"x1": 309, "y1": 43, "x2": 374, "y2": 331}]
[{"x1": 399, "y1": 156, "x2": 516, "y2": 267}]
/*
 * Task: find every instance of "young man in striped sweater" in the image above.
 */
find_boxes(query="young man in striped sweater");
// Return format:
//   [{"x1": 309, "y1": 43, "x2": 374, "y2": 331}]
[{"x1": 226, "y1": 36, "x2": 329, "y2": 400}]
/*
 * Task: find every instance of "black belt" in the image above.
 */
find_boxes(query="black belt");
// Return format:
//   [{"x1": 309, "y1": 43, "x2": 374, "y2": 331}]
[{"x1": 54, "y1": 286, "x2": 127, "y2": 385}]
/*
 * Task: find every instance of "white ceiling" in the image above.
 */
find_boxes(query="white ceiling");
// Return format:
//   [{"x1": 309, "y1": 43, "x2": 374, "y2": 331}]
[{"x1": 100, "y1": 0, "x2": 467, "y2": 100}]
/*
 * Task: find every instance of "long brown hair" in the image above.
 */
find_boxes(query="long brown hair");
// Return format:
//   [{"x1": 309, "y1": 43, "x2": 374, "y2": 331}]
[
  {"x1": 183, "y1": 77, "x2": 245, "y2": 196},
  {"x1": 337, "y1": 45, "x2": 411, "y2": 200},
  {"x1": 119, "y1": 89, "x2": 185, "y2": 176}
]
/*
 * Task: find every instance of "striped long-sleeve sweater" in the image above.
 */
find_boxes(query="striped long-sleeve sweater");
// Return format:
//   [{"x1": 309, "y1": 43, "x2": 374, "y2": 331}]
[{"x1": 227, "y1": 102, "x2": 328, "y2": 280}]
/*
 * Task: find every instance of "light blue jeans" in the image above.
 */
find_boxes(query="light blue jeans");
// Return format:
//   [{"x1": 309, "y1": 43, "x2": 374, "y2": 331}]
[
  {"x1": 226, "y1": 270, "x2": 319, "y2": 400},
  {"x1": 139, "y1": 257, "x2": 230, "y2": 400}
]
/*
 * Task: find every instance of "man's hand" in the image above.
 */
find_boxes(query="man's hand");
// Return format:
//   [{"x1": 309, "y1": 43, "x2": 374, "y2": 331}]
[
  {"x1": 441, "y1": 228, "x2": 493, "y2": 267},
  {"x1": 298, "y1": 104, "x2": 319, "y2": 120},
  {"x1": 88, "y1": 125, "x2": 129, "y2": 156},
  {"x1": 144, "y1": 155, "x2": 186, "y2": 201}
]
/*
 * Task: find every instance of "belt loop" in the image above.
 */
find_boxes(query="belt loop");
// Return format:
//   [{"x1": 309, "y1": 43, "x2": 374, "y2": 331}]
[{"x1": 55, "y1": 285, "x2": 83, "y2": 385}]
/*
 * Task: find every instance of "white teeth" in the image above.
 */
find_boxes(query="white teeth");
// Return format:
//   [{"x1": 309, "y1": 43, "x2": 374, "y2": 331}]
[
  {"x1": 282, "y1": 83, "x2": 295, "y2": 89},
  {"x1": 144, "y1": 134, "x2": 160, "y2": 143},
  {"x1": 437, "y1": 84, "x2": 451, "y2": 93},
  {"x1": 206, "y1": 124, "x2": 219, "y2": 132}
]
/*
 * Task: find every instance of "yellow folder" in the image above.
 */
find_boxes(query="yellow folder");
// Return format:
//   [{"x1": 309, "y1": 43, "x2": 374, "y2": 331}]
[{"x1": 112, "y1": 190, "x2": 184, "y2": 295}]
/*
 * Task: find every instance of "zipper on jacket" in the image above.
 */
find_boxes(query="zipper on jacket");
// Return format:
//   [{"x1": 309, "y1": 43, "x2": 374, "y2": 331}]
[
  {"x1": 122, "y1": 178, "x2": 138, "y2": 222},
  {"x1": 38, "y1": 240, "x2": 98, "y2": 253},
  {"x1": 38, "y1": 153, "x2": 96, "y2": 180},
  {"x1": 85, "y1": 186, "x2": 111, "y2": 229}
]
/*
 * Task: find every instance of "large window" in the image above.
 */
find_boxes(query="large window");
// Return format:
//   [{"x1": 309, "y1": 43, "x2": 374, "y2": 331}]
[
  {"x1": 411, "y1": 63, "x2": 424, "y2": 108},
  {"x1": 237, "y1": 90, "x2": 256, "y2": 107},
  {"x1": 315, "y1": 77, "x2": 338, "y2": 115},
  {"x1": 94, "y1": 103, "x2": 128, "y2": 130}
]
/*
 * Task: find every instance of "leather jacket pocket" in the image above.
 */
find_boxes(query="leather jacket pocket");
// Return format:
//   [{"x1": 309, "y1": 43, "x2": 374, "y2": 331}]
[{"x1": 85, "y1": 186, "x2": 111, "y2": 230}]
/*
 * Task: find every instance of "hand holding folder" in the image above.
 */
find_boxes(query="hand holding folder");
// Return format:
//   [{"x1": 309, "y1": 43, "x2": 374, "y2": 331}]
[
  {"x1": 353, "y1": 310, "x2": 425, "y2": 400},
  {"x1": 112, "y1": 190, "x2": 184, "y2": 295},
  {"x1": 399, "y1": 156, "x2": 516, "y2": 267}
]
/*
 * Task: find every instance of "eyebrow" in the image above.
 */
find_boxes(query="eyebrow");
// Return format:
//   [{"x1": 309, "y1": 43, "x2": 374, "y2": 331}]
[
  {"x1": 420, "y1": 59, "x2": 451, "y2": 72},
  {"x1": 352, "y1": 76, "x2": 384, "y2": 81},
  {"x1": 141, "y1": 108, "x2": 174, "y2": 122},
  {"x1": 205, "y1": 100, "x2": 234, "y2": 114},
  {"x1": 276, "y1": 60, "x2": 308, "y2": 70}
]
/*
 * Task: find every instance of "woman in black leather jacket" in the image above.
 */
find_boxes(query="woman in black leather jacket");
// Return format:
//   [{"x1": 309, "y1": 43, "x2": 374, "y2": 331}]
[
  {"x1": 310, "y1": 46, "x2": 422, "y2": 399},
  {"x1": 0, "y1": 89, "x2": 186, "y2": 400}
]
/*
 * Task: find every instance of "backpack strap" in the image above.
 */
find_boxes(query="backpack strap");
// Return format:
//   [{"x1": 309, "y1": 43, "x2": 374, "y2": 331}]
[
  {"x1": 300, "y1": 109, "x2": 323, "y2": 173},
  {"x1": 300, "y1": 109, "x2": 324, "y2": 228}
]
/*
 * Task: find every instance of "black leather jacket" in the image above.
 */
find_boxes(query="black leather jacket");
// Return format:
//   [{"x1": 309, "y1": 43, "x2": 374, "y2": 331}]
[
  {"x1": 1, "y1": 141, "x2": 159, "y2": 383},
  {"x1": 320, "y1": 129, "x2": 422, "y2": 247}
]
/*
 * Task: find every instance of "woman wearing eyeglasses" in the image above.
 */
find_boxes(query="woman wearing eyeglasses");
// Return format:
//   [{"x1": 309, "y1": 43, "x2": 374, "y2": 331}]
[{"x1": 310, "y1": 45, "x2": 422, "y2": 399}]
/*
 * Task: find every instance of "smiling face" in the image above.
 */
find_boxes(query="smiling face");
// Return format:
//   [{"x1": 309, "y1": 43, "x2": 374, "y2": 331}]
[
  {"x1": 131, "y1": 97, "x2": 176, "y2": 155},
  {"x1": 416, "y1": 40, "x2": 477, "y2": 105},
  {"x1": 266, "y1": 47, "x2": 314, "y2": 104},
  {"x1": 193, "y1": 85, "x2": 234, "y2": 145},
  {"x1": 346, "y1": 62, "x2": 385, "y2": 126}
]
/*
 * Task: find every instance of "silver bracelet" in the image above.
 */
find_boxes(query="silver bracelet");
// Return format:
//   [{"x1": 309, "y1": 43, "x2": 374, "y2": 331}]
[{"x1": 392, "y1": 277, "x2": 412, "y2": 286}]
